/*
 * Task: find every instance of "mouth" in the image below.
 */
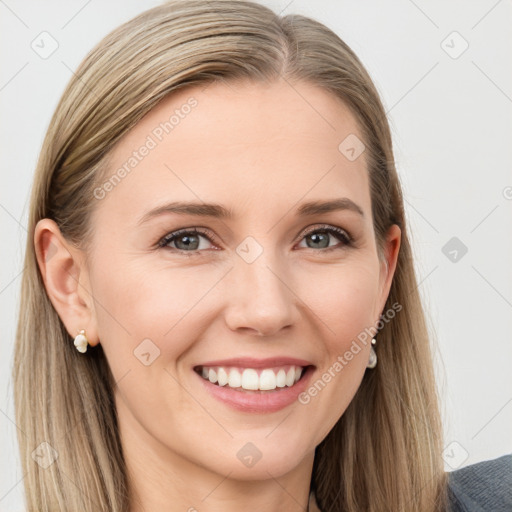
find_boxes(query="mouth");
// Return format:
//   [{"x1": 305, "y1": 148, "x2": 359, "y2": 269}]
[{"x1": 193, "y1": 364, "x2": 312, "y2": 394}]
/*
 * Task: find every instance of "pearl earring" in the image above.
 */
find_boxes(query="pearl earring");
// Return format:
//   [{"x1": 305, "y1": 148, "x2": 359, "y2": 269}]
[
  {"x1": 366, "y1": 337, "x2": 377, "y2": 369},
  {"x1": 74, "y1": 329, "x2": 89, "y2": 353}
]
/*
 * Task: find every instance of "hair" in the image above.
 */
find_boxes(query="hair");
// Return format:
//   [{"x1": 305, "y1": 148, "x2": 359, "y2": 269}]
[{"x1": 13, "y1": 1, "x2": 449, "y2": 510}]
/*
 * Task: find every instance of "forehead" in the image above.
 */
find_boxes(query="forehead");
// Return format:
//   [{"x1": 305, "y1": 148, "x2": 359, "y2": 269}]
[{"x1": 93, "y1": 79, "x2": 370, "y2": 224}]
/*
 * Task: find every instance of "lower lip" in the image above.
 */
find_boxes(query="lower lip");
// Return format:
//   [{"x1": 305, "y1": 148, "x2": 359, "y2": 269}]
[{"x1": 194, "y1": 366, "x2": 315, "y2": 413}]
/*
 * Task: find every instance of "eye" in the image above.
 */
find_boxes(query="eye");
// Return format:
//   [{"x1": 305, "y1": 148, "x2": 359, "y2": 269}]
[
  {"x1": 296, "y1": 224, "x2": 352, "y2": 252},
  {"x1": 157, "y1": 228, "x2": 216, "y2": 254}
]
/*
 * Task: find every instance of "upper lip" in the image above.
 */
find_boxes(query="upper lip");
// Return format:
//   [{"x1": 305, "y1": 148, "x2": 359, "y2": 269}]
[{"x1": 194, "y1": 357, "x2": 314, "y2": 369}]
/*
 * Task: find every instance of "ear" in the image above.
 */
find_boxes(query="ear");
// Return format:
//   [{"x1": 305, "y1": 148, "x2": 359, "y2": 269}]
[
  {"x1": 375, "y1": 223, "x2": 401, "y2": 321},
  {"x1": 34, "y1": 218, "x2": 99, "y2": 348}
]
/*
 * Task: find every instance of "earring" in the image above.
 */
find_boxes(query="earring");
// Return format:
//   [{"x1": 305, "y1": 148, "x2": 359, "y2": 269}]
[
  {"x1": 74, "y1": 329, "x2": 89, "y2": 353},
  {"x1": 366, "y1": 337, "x2": 377, "y2": 369}
]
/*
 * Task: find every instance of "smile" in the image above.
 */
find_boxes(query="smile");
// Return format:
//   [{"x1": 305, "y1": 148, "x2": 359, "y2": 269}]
[
  {"x1": 192, "y1": 356, "x2": 315, "y2": 412},
  {"x1": 194, "y1": 364, "x2": 305, "y2": 392}
]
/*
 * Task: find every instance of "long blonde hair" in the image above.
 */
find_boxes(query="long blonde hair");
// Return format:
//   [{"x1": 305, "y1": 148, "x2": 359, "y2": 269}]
[{"x1": 13, "y1": 1, "x2": 448, "y2": 510}]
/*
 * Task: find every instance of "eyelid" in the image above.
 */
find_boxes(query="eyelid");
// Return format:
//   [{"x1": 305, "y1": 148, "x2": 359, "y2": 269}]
[
  {"x1": 298, "y1": 223, "x2": 352, "y2": 244},
  {"x1": 156, "y1": 227, "x2": 217, "y2": 249}
]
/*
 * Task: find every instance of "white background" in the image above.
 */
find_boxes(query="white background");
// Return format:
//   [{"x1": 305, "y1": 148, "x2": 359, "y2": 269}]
[{"x1": 1, "y1": 1, "x2": 511, "y2": 510}]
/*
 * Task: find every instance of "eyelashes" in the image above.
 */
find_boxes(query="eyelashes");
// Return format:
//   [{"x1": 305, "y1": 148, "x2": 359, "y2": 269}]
[
  {"x1": 157, "y1": 224, "x2": 353, "y2": 256},
  {"x1": 157, "y1": 227, "x2": 217, "y2": 253}
]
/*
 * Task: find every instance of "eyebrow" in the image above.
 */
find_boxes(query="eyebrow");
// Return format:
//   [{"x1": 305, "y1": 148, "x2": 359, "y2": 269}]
[{"x1": 137, "y1": 198, "x2": 364, "y2": 225}]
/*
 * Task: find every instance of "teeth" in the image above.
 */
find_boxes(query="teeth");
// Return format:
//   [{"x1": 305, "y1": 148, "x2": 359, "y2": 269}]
[
  {"x1": 285, "y1": 367, "x2": 295, "y2": 387},
  {"x1": 198, "y1": 365, "x2": 305, "y2": 391},
  {"x1": 276, "y1": 369, "x2": 286, "y2": 387},
  {"x1": 259, "y1": 369, "x2": 276, "y2": 390},
  {"x1": 217, "y1": 367, "x2": 229, "y2": 386},
  {"x1": 242, "y1": 369, "x2": 259, "y2": 390},
  {"x1": 228, "y1": 368, "x2": 242, "y2": 388}
]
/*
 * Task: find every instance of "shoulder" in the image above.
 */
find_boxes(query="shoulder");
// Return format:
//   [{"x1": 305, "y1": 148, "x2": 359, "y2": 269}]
[{"x1": 447, "y1": 454, "x2": 512, "y2": 512}]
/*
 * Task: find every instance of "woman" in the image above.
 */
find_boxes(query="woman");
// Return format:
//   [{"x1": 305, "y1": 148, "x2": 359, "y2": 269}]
[{"x1": 13, "y1": 1, "x2": 511, "y2": 511}]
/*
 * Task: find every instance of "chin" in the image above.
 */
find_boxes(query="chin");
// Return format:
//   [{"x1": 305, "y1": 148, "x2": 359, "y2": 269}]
[{"x1": 199, "y1": 440, "x2": 311, "y2": 481}]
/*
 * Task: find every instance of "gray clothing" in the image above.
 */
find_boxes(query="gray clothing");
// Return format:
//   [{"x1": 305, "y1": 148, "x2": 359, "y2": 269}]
[{"x1": 448, "y1": 454, "x2": 512, "y2": 511}]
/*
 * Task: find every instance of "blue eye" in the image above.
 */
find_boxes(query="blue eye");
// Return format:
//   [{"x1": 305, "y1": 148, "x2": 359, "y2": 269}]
[
  {"x1": 157, "y1": 224, "x2": 352, "y2": 255},
  {"x1": 157, "y1": 228, "x2": 215, "y2": 254},
  {"x1": 298, "y1": 225, "x2": 352, "y2": 251}
]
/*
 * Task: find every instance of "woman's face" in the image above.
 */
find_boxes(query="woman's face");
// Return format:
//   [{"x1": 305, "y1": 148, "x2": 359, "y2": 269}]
[{"x1": 63, "y1": 79, "x2": 400, "y2": 480}]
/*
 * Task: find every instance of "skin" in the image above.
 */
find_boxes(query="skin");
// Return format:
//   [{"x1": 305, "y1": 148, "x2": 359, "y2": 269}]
[{"x1": 35, "y1": 79, "x2": 400, "y2": 512}]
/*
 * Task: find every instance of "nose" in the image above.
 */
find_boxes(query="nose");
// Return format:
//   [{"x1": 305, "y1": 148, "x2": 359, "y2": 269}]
[{"x1": 223, "y1": 250, "x2": 299, "y2": 337}]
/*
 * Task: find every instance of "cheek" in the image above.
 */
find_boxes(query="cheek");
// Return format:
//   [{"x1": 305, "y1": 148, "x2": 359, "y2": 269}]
[
  {"x1": 88, "y1": 256, "x2": 208, "y2": 433},
  {"x1": 90, "y1": 252, "x2": 213, "y2": 355},
  {"x1": 303, "y1": 258, "x2": 380, "y2": 347},
  {"x1": 294, "y1": 260, "x2": 379, "y2": 440}
]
